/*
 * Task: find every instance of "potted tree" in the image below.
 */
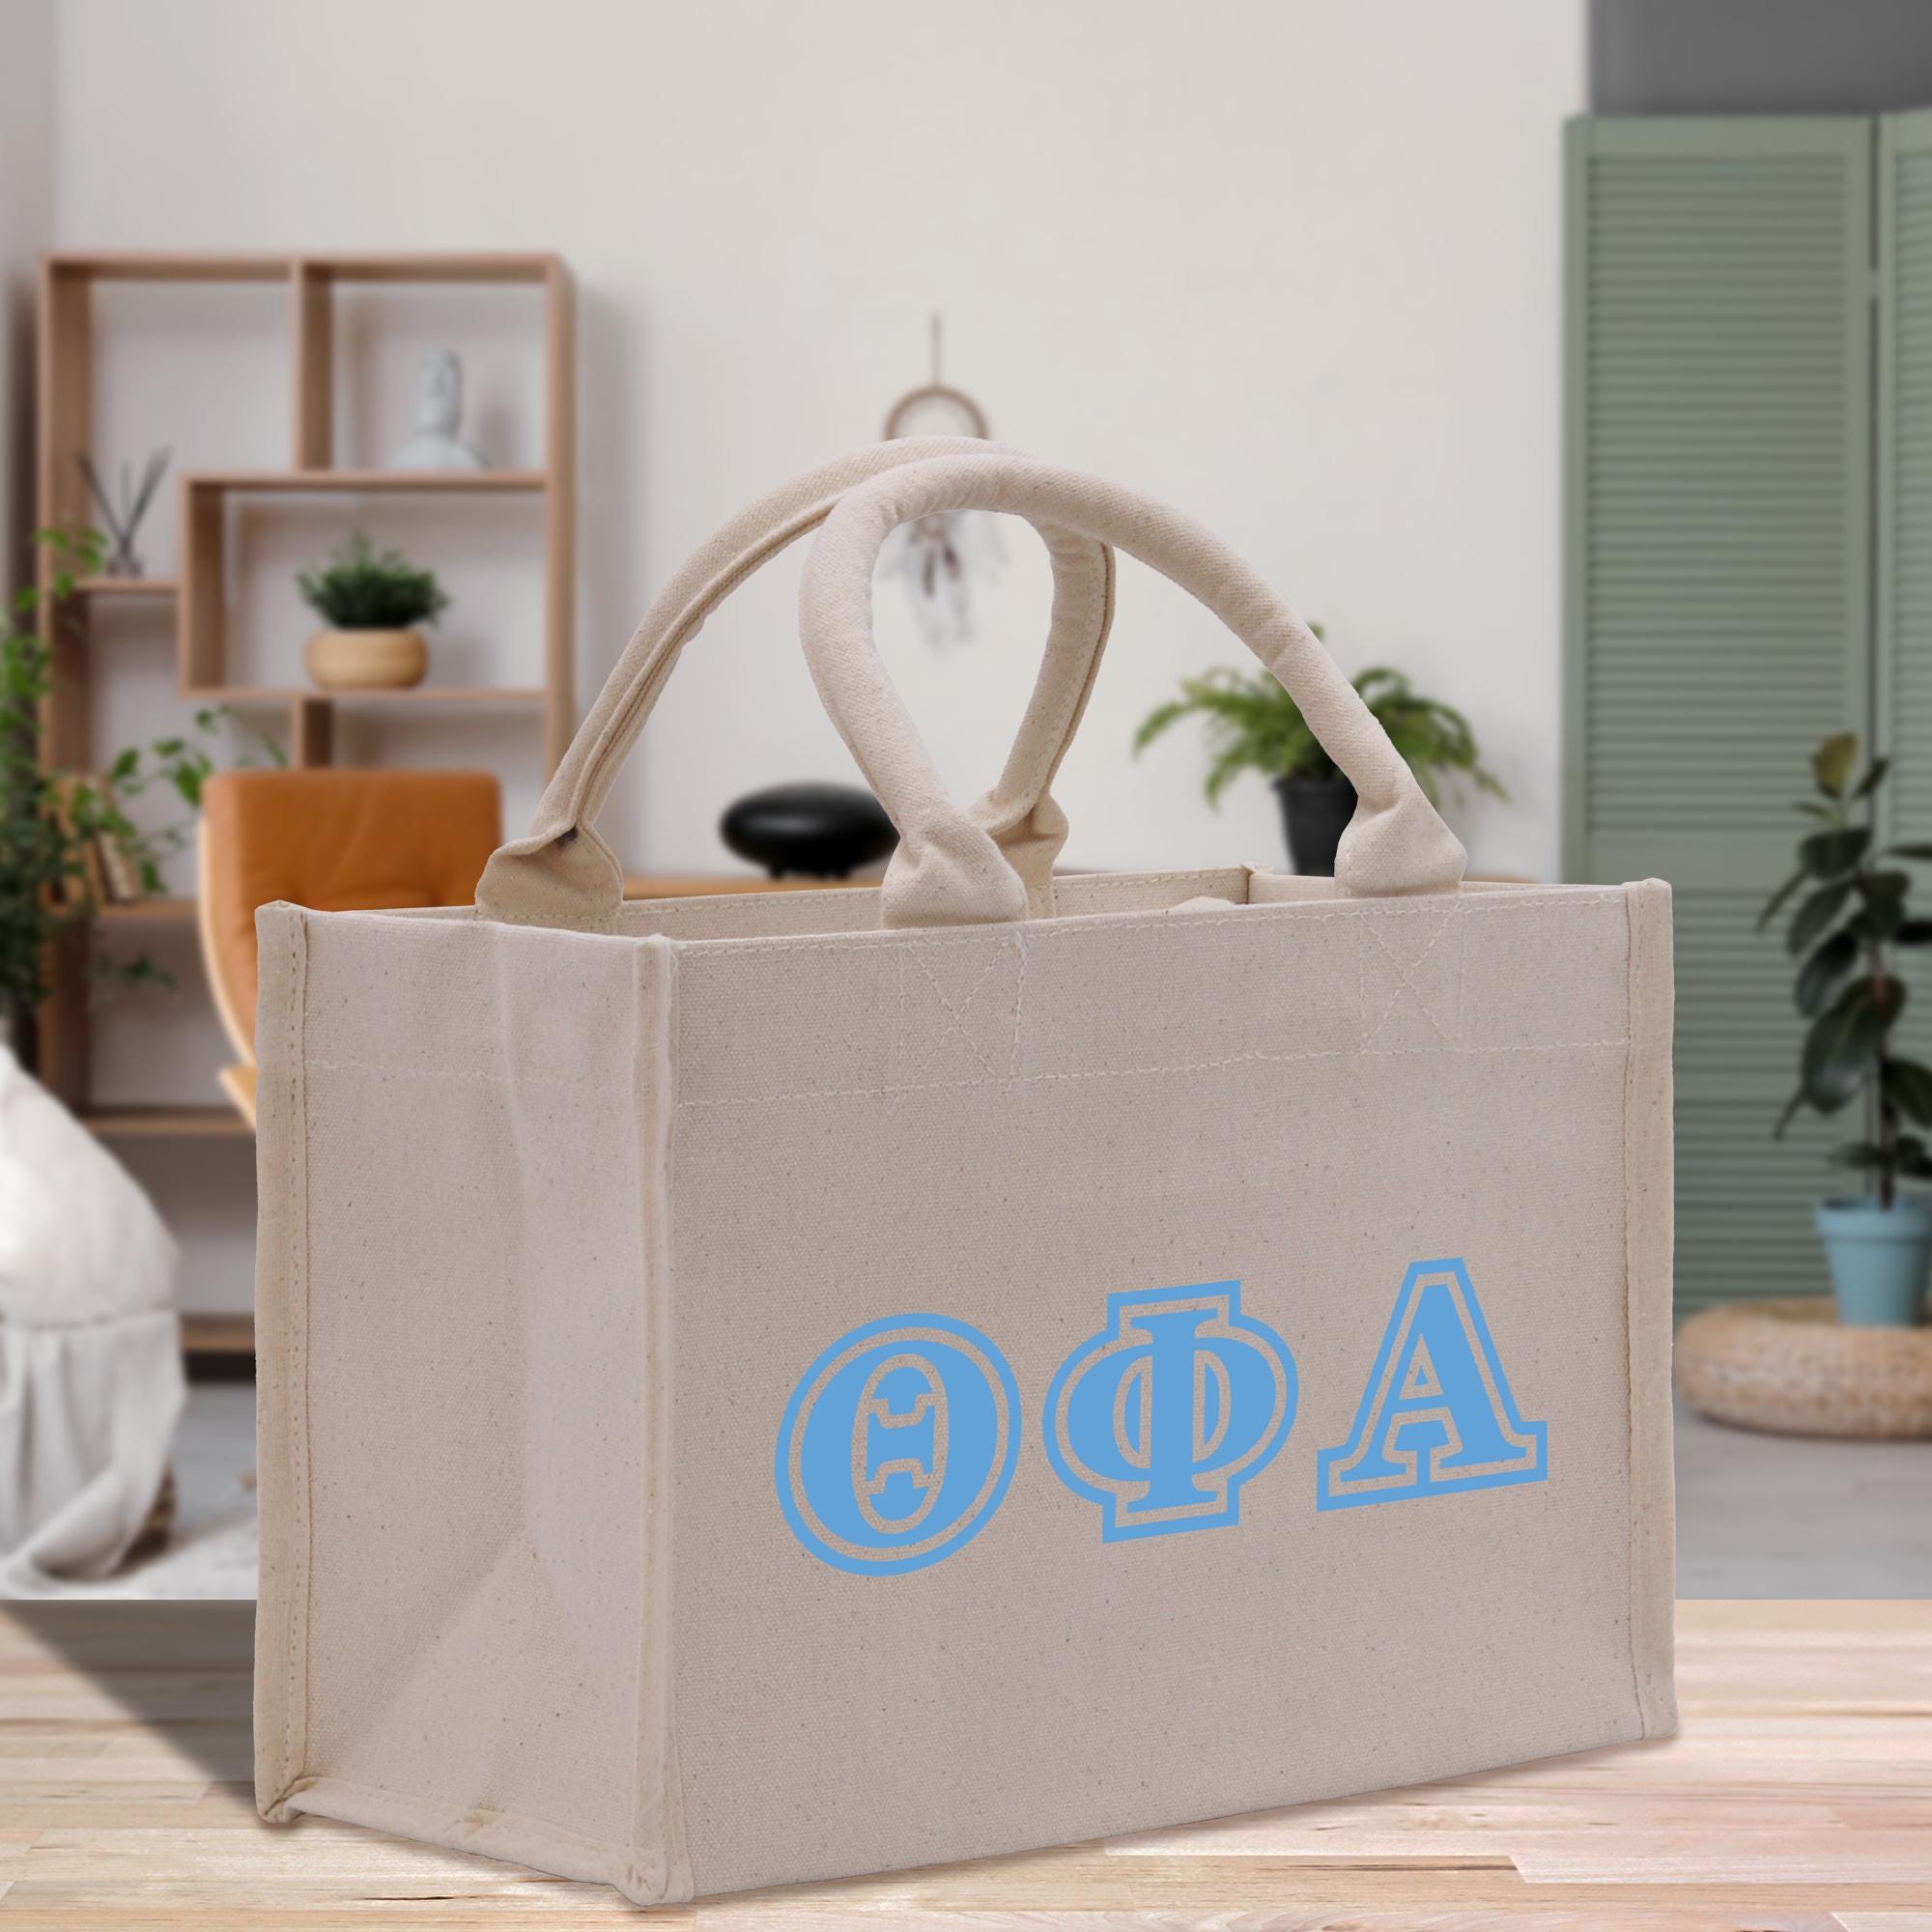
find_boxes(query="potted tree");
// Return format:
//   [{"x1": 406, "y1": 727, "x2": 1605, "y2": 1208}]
[
  {"x1": 1133, "y1": 644, "x2": 1505, "y2": 874},
  {"x1": 1762, "y1": 732, "x2": 1932, "y2": 1326},
  {"x1": 298, "y1": 531, "x2": 449, "y2": 691}
]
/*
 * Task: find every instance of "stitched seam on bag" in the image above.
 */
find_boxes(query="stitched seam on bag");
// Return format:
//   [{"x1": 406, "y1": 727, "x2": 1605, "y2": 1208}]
[
  {"x1": 1355, "y1": 909, "x2": 1367, "y2": 1050},
  {"x1": 1455, "y1": 895, "x2": 1471, "y2": 1044},
  {"x1": 633, "y1": 938, "x2": 687, "y2": 1899},
  {"x1": 595, "y1": 887, "x2": 1626, "y2": 949},
  {"x1": 285, "y1": 914, "x2": 310, "y2": 1789},
  {"x1": 673, "y1": 893, "x2": 1630, "y2": 962},
  {"x1": 1621, "y1": 887, "x2": 1645, "y2": 1736},
  {"x1": 660, "y1": 940, "x2": 692, "y2": 1900},
  {"x1": 675, "y1": 1037, "x2": 1633, "y2": 1109},
  {"x1": 1360, "y1": 902, "x2": 1461, "y2": 1047},
  {"x1": 1008, "y1": 928, "x2": 1028, "y2": 1091},
  {"x1": 890, "y1": 946, "x2": 906, "y2": 1112},
  {"x1": 301, "y1": 1057, "x2": 629, "y2": 1091},
  {"x1": 909, "y1": 943, "x2": 1008, "y2": 1080},
  {"x1": 298, "y1": 1033, "x2": 1632, "y2": 1099},
  {"x1": 284, "y1": 1774, "x2": 647, "y2": 1879},
  {"x1": 580, "y1": 883, "x2": 1628, "y2": 945},
  {"x1": 1005, "y1": 538, "x2": 1109, "y2": 807},
  {"x1": 631, "y1": 942, "x2": 658, "y2": 1894},
  {"x1": 1063, "y1": 867, "x2": 1254, "y2": 892},
  {"x1": 1620, "y1": 883, "x2": 1659, "y2": 1742}
]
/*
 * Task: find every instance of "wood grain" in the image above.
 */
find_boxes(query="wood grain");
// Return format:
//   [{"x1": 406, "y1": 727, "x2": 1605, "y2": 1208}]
[{"x1": 0, "y1": 1601, "x2": 1925, "y2": 1924}]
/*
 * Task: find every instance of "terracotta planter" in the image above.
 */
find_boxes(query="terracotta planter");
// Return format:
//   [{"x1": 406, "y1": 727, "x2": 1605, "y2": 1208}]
[{"x1": 305, "y1": 627, "x2": 428, "y2": 691}]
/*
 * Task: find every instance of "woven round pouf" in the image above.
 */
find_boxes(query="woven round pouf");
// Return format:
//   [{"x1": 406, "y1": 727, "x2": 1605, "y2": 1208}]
[{"x1": 1676, "y1": 1296, "x2": 1932, "y2": 1438}]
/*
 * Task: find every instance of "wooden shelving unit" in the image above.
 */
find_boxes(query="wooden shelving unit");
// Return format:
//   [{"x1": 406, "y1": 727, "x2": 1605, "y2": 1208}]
[
  {"x1": 36, "y1": 249, "x2": 576, "y2": 1122},
  {"x1": 71, "y1": 577, "x2": 180, "y2": 599},
  {"x1": 90, "y1": 895, "x2": 195, "y2": 925},
  {"x1": 78, "y1": 1106, "x2": 255, "y2": 1140}
]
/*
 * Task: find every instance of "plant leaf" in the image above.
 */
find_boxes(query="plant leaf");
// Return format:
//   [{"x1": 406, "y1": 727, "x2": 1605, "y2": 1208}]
[
  {"x1": 1849, "y1": 897, "x2": 1906, "y2": 942},
  {"x1": 1802, "y1": 985, "x2": 1887, "y2": 1112},
  {"x1": 1789, "y1": 879, "x2": 1853, "y2": 954},
  {"x1": 297, "y1": 527, "x2": 448, "y2": 630},
  {"x1": 1830, "y1": 1142, "x2": 1889, "y2": 1168},
  {"x1": 1897, "y1": 919, "x2": 1932, "y2": 946},
  {"x1": 1887, "y1": 1058, "x2": 1932, "y2": 1125},
  {"x1": 1814, "y1": 731, "x2": 1860, "y2": 798},
  {"x1": 1852, "y1": 755, "x2": 1893, "y2": 801},
  {"x1": 1773, "y1": 1087, "x2": 1807, "y2": 1139},
  {"x1": 1802, "y1": 826, "x2": 1869, "y2": 877},
  {"x1": 1130, "y1": 698, "x2": 1189, "y2": 754},
  {"x1": 1759, "y1": 867, "x2": 1808, "y2": 931},
  {"x1": 1797, "y1": 929, "x2": 1859, "y2": 1015}
]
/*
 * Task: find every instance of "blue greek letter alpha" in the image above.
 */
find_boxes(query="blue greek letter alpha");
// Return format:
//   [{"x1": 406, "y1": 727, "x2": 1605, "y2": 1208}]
[
  {"x1": 1317, "y1": 1258, "x2": 1548, "y2": 1510},
  {"x1": 1044, "y1": 1282, "x2": 1296, "y2": 1540}
]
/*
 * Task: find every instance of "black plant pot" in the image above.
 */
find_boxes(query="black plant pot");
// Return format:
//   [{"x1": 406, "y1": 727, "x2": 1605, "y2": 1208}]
[
  {"x1": 720, "y1": 781, "x2": 899, "y2": 879},
  {"x1": 1271, "y1": 776, "x2": 1357, "y2": 877}
]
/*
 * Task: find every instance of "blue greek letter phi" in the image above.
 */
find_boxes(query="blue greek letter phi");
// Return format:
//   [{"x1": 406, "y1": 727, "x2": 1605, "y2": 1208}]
[
  {"x1": 1044, "y1": 1282, "x2": 1296, "y2": 1541},
  {"x1": 1317, "y1": 1258, "x2": 1548, "y2": 1510}
]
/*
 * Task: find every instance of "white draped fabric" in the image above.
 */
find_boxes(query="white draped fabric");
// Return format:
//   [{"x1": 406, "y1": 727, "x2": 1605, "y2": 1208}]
[{"x1": 0, "y1": 1047, "x2": 184, "y2": 1594}]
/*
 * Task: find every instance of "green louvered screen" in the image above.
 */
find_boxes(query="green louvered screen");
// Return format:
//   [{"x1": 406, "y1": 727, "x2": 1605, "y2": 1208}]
[
  {"x1": 1876, "y1": 112, "x2": 1932, "y2": 1169},
  {"x1": 1880, "y1": 113, "x2": 1932, "y2": 843},
  {"x1": 1564, "y1": 118, "x2": 1873, "y2": 1315}
]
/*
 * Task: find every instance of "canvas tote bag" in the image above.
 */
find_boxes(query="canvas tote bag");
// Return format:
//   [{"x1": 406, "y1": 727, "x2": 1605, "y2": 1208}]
[{"x1": 253, "y1": 440, "x2": 1676, "y2": 1906}]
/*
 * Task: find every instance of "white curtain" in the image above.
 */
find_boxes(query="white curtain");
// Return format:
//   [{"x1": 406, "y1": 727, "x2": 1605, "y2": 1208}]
[{"x1": 0, "y1": 1047, "x2": 184, "y2": 1594}]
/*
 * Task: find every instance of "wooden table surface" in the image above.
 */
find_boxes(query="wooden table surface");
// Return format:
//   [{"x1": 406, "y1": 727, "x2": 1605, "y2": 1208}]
[{"x1": 0, "y1": 1600, "x2": 1926, "y2": 1927}]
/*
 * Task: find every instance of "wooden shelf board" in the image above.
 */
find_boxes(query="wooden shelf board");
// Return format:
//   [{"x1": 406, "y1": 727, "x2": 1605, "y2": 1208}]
[
  {"x1": 47, "y1": 250, "x2": 557, "y2": 287},
  {"x1": 184, "y1": 469, "x2": 546, "y2": 494},
  {"x1": 68, "y1": 577, "x2": 179, "y2": 598},
  {"x1": 47, "y1": 251, "x2": 293, "y2": 284},
  {"x1": 187, "y1": 684, "x2": 547, "y2": 707},
  {"x1": 78, "y1": 1105, "x2": 251, "y2": 1140},
  {"x1": 181, "y1": 1313, "x2": 255, "y2": 1354},
  {"x1": 93, "y1": 896, "x2": 195, "y2": 924},
  {"x1": 302, "y1": 252, "x2": 558, "y2": 286}
]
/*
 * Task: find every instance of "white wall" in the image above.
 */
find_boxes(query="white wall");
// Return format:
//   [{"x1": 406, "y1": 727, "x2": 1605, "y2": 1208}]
[
  {"x1": 47, "y1": 0, "x2": 1584, "y2": 1310},
  {"x1": 1, "y1": 0, "x2": 54, "y2": 602}
]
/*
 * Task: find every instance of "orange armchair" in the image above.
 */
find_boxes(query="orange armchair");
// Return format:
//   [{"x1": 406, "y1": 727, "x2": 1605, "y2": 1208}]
[{"x1": 197, "y1": 770, "x2": 501, "y2": 1126}]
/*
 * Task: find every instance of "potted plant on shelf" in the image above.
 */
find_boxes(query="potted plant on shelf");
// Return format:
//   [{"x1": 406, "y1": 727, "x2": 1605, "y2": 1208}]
[
  {"x1": 1, "y1": 530, "x2": 276, "y2": 1061},
  {"x1": 1761, "y1": 731, "x2": 1932, "y2": 1326},
  {"x1": 1133, "y1": 641, "x2": 1506, "y2": 874},
  {"x1": 298, "y1": 531, "x2": 449, "y2": 692}
]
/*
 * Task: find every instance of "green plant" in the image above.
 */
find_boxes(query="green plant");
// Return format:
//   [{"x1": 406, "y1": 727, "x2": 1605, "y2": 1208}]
[
  {"x1": 1133, "y1": 642, "x2": 1507, "y2": 809},
  {"x1": 1760, "y1": 731, "x2": 1932, "y2": 1208},
  {"x1": 1, "y1": 529, "x2": 283, "y2": 1039},
  {"x1": 298, "y1": 531, "x2": 449, "y2": 630}
]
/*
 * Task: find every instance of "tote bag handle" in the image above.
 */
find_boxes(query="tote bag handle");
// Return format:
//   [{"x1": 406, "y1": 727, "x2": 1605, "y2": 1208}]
[
  {"x1": 477, "y1": 439, "x2": 1115, "y2": 926},
  {"x1": 798, "y1": 454, "x2": 1467, "y2": 928}
]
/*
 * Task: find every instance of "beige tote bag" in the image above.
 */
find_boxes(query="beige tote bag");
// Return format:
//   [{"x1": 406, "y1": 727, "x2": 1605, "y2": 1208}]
[{"x1": 254, "y1": 442, "x2": 1676, "y2": 1906}]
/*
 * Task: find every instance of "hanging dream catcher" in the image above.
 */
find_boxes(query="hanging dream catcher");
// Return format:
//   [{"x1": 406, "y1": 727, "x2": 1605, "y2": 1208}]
[{"x1": 879, "y1": 316, "x2": 1004, "y2": 646}]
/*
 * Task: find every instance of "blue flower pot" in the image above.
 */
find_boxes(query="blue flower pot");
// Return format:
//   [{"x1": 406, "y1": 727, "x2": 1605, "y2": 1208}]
[{"x1": 1815, "y1": 1197, "x2": 1932, "y2": 1327}]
